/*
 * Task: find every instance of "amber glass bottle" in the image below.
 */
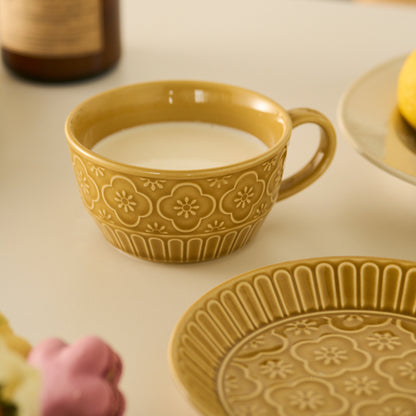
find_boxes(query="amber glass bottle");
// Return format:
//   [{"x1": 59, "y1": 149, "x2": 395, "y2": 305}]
[{"x1": 0, "y1": 0, "x2": 120, "y2": 82}]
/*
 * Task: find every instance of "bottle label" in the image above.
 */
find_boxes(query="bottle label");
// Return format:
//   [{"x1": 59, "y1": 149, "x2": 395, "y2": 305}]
[{"x1": 0, "y1": 0, "x2": 103, "y2": 57}]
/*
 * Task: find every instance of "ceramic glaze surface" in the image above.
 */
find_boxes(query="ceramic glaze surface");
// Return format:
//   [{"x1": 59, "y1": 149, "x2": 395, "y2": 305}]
[
  {"x1": 69, "y1": 149, "x2": 286, "y2": 262},
  {"x1": 219, "y1": 311, "x2": 416, "y2": 416},
  {"x1": 66, "y1": 81, "x2": 336, "y2": 262},
  {"x1": 170, "y1": 257, "x2": 416, "y2": 415},
  {"x1": 338, "y1": 56, "x2": 416, "y2": 185}
]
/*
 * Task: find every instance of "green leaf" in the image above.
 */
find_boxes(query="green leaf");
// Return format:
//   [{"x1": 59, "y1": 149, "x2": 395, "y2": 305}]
[{"x1": 1, "y1": 401, "x2": 17, "y2": 416}]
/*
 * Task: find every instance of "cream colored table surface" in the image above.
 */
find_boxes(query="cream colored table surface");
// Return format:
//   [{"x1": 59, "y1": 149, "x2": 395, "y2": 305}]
[{"x1": 1, "y1": 0, "x2": 416, "y2": 415}]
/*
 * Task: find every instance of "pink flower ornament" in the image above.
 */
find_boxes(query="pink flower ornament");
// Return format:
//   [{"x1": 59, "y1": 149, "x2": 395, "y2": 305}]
[{"x1": 28, "y1": 336, "x2": 125, "y2": 416}]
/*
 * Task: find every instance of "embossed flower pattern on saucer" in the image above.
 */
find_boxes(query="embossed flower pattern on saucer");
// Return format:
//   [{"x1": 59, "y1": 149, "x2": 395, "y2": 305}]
[
  {"x1": 219, "y1": 311, "x2": 416, "y2": 416},
  {"x1": 170, "y1": 257, "x2": 416, "y2": 416}
]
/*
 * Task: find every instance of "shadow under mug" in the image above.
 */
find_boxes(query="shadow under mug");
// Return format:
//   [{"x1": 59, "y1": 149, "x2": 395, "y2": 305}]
[{"x1": 65, "y1": 80, "x2": 336, "y2": 263}]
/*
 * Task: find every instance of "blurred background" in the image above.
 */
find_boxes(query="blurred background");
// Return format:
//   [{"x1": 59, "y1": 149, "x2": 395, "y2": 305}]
[{"x1": 353, "y1": 0, "x2": 416, "y2": 4}]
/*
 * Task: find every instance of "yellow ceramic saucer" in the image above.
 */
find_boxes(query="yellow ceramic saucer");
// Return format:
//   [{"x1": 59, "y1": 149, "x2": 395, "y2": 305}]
[{"x1": 169, "y1": 256, "x2": 416, "y2": 416}]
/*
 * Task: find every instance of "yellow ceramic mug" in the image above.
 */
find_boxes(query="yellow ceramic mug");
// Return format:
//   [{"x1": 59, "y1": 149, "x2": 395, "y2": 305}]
[{"x1": 65, "y1": 81, "x2": 336, "y2": 263}]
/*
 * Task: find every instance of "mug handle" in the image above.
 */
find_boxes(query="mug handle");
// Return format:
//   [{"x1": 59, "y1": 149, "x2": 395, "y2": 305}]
[{"x1": 277, "y1": 108, "x2": 337, "y2": 201}]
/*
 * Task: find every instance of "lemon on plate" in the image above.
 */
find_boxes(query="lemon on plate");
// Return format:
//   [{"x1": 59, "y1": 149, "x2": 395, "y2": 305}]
[{"x1": 398, "y1": 49, "x2": 416, "y2": 130}]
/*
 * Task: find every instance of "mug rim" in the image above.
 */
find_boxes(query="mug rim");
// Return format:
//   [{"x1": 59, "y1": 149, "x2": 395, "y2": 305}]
[{"x1": 65, "y1": 80, "x2": 293, "y2": 179}]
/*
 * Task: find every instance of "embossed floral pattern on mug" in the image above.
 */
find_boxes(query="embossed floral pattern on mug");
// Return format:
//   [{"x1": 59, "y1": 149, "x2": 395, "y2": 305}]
[
  {"x1": 69, "y1": 150, "x2": 285, "y2": 261},
  {"x1": 67, "y1": 81, "x2": 337, "y2": 262},
  {"x1": 220, "y1": 172, "x2": 265, "y2": 223},
  {"x1": 102, "y1": 176, "x2": 152, "y2": 227},
  {"x1": 73, "y1": 155, "x2": 99, "y2": 210},
  {"x1": 157, "y1": 183, "x2": 216, "y2": 232},
  {"x1": 88, "y1": 162, "x2": 105, "y2": 177},
  {"x1": 266, "y1": 149, "x2": 286, "y2": 201},
  {"x1": 140, "y1": 178, "x2": 166, "y2": 192},
  {"x1": 68, "y1": 131, "x2": 290, "y2": 262}
]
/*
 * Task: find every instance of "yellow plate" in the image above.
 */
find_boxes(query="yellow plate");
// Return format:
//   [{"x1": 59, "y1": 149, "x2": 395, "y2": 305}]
[{"x1": 169, "y1": 257, "x2": 416, "y2": 416}]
